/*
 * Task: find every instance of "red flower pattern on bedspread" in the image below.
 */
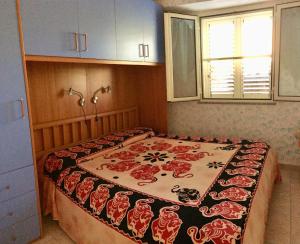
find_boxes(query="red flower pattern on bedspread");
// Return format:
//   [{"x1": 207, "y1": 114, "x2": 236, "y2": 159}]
[
  {"x1": 187, "y1": 218, "x2": 241, "y2": 244},
  {"x1": 54, "y1": 149, "x2": 77, "y2": 159},
  {"x1": 98, "y1": 160, "x2": 140, "y2": 172},
  {"x1": 216, "y1": 137, "x2": 229, "y2": 143},
  {"x1": 240, "y1": 148, "x2": 266, "y2": 154},
  {"x1": 245, "y1": 142, "x2": 268, "y2": 148},
  {"x1": 199, "y1": 201, "x2": 247, "y2": 219},
  {"x1": 209, "y1": 187, "x2": 251, "y2": 201},
  {"x1": 106, "y1": 191, "x2": 133, "y2": 225},
  {"x1": 130, "y1": 165, "x2": 160, "y2": 185},
  {"x1": 231, "y1": 160, "x2": 261, "y2": 168},
  {"x1": 64, "y1": 171, "x2": 86, "y2": 195},
  {"x1": 218, "y1": 175, "x2": 256, "y2": 188},
  {"x1": 236, "y1": 153, "x2": 264, "y2": 161},
  {"x1": 45, "y1": 155, "x2": 63, "y2": 173},
  {"x1": 175, "y1": 152, "x2": 213, "y2": 161},
  {"x1": 151, "y1": 141, "x2": 172, "y2": 151},
  {"x1": 57, "y1": 167, "x2": 74, "y2": 186},
  {"x1": 226, "y1": 167, "x2": 259, "y2": 176},
  {"x1": 169, "y1": 145, "x2": 195, "y2": 154},
  {"x1": 81, "y1": 142, "x2": 103, "y2": 149},
  {"x1": 129, "y1": 143, "x2": 150, "y2": 153},
  {"x1": 90, "y1": 184, "x2": 114, "y2": 215},
  {"x1": 76, "y1": 177, "x2": 97, "y2": 204},
  {"x1": 161, "y1": 161, "x2": 193, "y2": 178},
  {"x1": 230, "y1": 137, "x2": 242, "y2": 144},
  {"x1": 191, "y1": 136, "x2": 201, "y2": 141},
  {"x1": 151, "y1": 205, "x2": 183, "y2": 244},
  {"x1": 96, "y1": 139, "x2": 204, "y2": 184},
  {"x1": 202, "y1": 136, "x2": 215, "y2": 142},
  {"x1": 96, "y1": 138, "x2": 216, "y2": 184},
  {"x1": 68, "y1": 146, "x2": 91, "y2": 154},
  {"x1": 127, "y1": 198, "x2": 154, "y2": 238}
]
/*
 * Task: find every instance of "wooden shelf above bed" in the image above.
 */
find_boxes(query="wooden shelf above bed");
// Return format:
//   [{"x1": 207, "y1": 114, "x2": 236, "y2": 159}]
[{"x1": 25, "y1": 55, "x2": 163, "y2": 66}]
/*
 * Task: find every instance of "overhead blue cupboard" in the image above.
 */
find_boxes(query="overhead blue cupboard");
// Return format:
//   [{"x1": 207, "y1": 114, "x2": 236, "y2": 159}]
[
  {"x1": 21, "y1": 0, "x2": 79, "y2": 58},
  {"x1": 78, "y1": 0, "x2": 117, "y2": 60},
  {"x1": 0, "y1": 0, "x2": 40, "y2": 243},
  {"x1": 115, "y1": 0, "x2": 145, "y2": 62},
  {"x1": 21, "y1": 0, "x2": 164, "y2": 63},
  {"x1": 115, "y1": 0, "x2": 164, "y2": 62},
  {"x1": 142, "y1": 0, "x2": 165, "y2": 63}
]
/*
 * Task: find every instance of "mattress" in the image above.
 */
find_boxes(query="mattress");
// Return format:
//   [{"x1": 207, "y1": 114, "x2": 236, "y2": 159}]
[{"x1": 42, "y1": 128, "x2": 279, "y2": 244}]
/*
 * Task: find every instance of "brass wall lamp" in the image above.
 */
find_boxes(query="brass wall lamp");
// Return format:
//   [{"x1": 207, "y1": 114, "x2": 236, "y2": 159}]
[
  {"x1": 91, "y1": 86, "x2": 111, "y2": 104},
  {"x1": 65, "y1": 88, "x2": 85, "y2": 107}
]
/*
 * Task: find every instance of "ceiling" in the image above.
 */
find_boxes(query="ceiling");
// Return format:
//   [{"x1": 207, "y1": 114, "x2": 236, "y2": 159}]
[{"x1": 157, "y1": 0, "x2": 272, "y2": 11}]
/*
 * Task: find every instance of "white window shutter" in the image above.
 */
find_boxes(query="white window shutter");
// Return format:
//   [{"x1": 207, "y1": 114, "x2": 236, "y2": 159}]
[{"x1": 202, "y1": 10, "x2": 273, "y2": 100}]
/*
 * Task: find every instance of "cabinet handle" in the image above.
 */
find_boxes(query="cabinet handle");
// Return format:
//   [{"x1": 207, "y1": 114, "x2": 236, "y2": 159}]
[
  {"x1": 144, "y1": 44, "x2": 149, "y2": 58},
  {"x1": 73, "y1": 32, "x2": 79, "y2": 52},
  {"x1": 139, "y1": 44, "x2": 144, "y2": 57},
  {"x1": 17, "y1": 98, "x2": 25, "y2": 119},
  {"x1": 0, "y1": 185, "x2": 10, "y2": 192},
  {"x1": 81, "y1": 33, "x2": 88, "y2": 52}
]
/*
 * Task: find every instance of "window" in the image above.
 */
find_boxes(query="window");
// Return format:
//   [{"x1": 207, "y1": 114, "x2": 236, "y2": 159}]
[
  {"x1": 201, "y1": 10, "x2": 273, "y2": 100},
  {"x1": 275, "y1": 2, "x2": 300, "y2": 101},
  {"x1": 164, "y1": 13, "x2": 201, "y2": 102}
]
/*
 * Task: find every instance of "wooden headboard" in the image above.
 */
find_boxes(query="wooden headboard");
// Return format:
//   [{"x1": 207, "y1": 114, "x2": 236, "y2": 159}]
[
  {"x1": 33, "y1": 107, "x2": 138, "y2": 159},
  {"x1": 26, "y1": 61, "x2": 167, "y2": 159}
]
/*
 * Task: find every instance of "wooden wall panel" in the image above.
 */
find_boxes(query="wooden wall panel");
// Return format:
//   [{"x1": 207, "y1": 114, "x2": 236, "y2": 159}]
[
  {"x1": 26, "y1": 62, "x2": 139, "y2": 124},
  {"x1": 26, "y1": 61, "x2": 167, "y2": 158},
  {"x1": 136, "y1": 65, "x2": 168, "y2": 133}
]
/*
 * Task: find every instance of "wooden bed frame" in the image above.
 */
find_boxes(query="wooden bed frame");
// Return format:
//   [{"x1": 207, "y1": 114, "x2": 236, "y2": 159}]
[{"x1": 33, "y1": 107, "x2": 138, "y2": 159}]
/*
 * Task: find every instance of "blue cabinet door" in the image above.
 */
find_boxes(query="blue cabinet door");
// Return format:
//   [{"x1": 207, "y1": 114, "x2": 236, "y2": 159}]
[
  {"x1": 0, "y1": 0, "x2": 34, "y2": 175},
  {"x1": 21, "y1": 0, "x2": 79, "y2": 57},
  {"x1": 78, "y1": 0, "x2": 116, "y2": 60},
  {"x1": 0, "y1": 215, "x2": 40, "y2": 244},
  {"x1": 142, "y1": 0, "x2": 165, "y2": 63},
  {"x1": 0, "y1": 0, "x2": 40, "y2": 242},
  {"x1": 115, "y1": 0, "x2": 145, "y2": 61},
  {"x1": 0, "y1": 191, "x2": 38, "y2": 230}
]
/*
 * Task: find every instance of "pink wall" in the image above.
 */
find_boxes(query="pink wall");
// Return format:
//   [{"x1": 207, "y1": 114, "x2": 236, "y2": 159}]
[{"x1": 168, "y1": 101, "x2": 300, "y2": 165}]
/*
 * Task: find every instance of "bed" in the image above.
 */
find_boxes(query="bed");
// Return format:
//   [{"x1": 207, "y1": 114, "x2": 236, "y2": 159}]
[{"x1": 41, "y1": 127, "x2": 279, "y2": 244}]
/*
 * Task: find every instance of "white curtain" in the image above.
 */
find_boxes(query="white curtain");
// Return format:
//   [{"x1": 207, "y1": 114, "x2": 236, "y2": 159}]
[{"x1": 171, "y1": 18, "x2": 197, "y2": 98}]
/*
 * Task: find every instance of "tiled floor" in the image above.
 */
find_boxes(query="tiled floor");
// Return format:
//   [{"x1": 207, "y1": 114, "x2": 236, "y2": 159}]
[
  {"x1": 265, "y1": 164, "x2": 300, "y2": 244},
  {"x1": 33, "y1": 216, "x2": 74, "y2": 244},
  {"x1": 34, "y1": 165, "x2": 300, "y2": 244}
]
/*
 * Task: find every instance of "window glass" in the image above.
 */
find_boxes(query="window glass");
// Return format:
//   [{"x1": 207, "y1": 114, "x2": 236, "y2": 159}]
[
  {"x1": 171, "y1": 17, "x2": 197, "y2": 98},
  {"x1": 278, "y1": 7, "x2": 300, "y2": 97}
]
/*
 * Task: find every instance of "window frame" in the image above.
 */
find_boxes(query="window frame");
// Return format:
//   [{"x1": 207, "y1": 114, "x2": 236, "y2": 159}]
[
  {"x1": 164, "y1": 13, "x2": 202, "y2": 102},
  {"x1": 274, "y1": 1, "x2": 300, "y2": 101},
  {"x1": 200, "y1": 9, "x2": 275, "y2": 103}
]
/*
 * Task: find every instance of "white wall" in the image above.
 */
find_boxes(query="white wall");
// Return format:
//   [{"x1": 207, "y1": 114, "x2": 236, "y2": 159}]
[{"x1": 168, "y1": 101, "x2": 300, "y2": 165}]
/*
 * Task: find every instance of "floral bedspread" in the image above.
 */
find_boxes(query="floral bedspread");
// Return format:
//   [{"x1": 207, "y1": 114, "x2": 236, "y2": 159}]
[{"x1": 44, "y1": 128, "x2": 270, "y2": 244}]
